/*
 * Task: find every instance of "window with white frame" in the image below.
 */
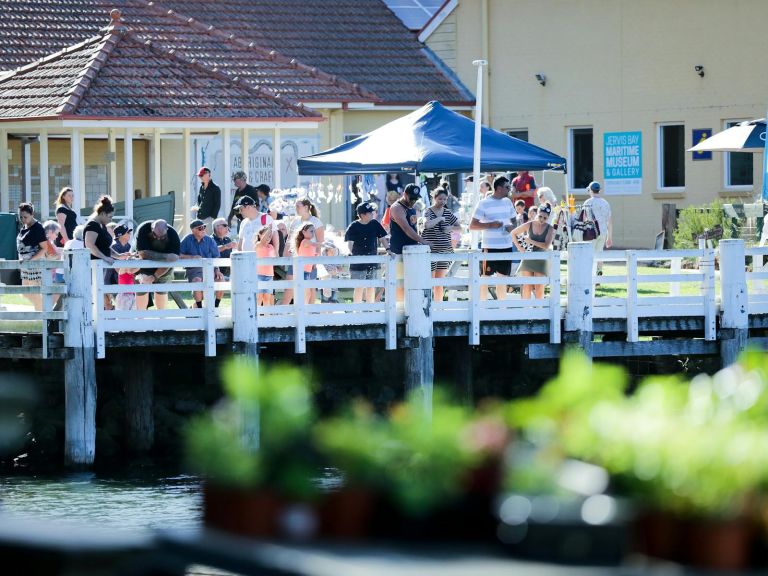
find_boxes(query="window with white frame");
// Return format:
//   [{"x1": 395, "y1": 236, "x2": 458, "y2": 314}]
[
  {"x1": 567, "y1": 127, "x2": 593, "y2": 190},
  {"x1": 504, "y1": 129, "x2": 529, "y2": 142},
  {"x1": 725, "y1": 120, "x2": 753, "y2": 188},
  {"x1": 658, "y1": 123, "x2": 685, "y2": 189}
]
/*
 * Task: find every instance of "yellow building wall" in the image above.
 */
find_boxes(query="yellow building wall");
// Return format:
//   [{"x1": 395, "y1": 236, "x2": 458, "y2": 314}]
[
  {"x1": 6, "y1": 135, "x2": 148, "y2": 217},
  {"x1": 425, "y1": 11, "x2": 457, "y2": 70},
  {"x1": 440, "y1": 0, "x2": 768, "y2": 247}
]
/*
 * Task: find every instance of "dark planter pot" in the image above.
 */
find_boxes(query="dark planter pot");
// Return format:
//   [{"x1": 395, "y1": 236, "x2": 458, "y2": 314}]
[
  {"x1": 319, "y1": 488, "x2": 377, "y2": 539},
  {"x1": 203, "y1": 484, "x2": 282, "y2": 538},
  {"x1": 633, "y1": 510, "x2": 687, "y2": 563},
  {"x1": 686, "y1": 518, "x2": 755, "y2": 571}
]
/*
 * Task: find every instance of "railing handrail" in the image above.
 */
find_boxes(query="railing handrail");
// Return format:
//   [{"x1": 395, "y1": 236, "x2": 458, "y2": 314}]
[{"x1": 2, "y1": 241, "x2": 764, "y2": 358}]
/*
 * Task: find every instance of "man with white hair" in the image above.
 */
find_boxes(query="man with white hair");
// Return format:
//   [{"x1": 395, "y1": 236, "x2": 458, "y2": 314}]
[{"x1": 134, "y1": 219, "x2": 180, "y2": 310}]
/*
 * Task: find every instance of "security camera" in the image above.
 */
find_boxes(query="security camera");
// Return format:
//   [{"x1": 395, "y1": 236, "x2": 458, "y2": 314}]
[
  {"x1": 694, "y1": 65, "x2": 704, "y2": 77},
  {"x1": 535, "y1": 73, "x2": 546, "y2": 86}
]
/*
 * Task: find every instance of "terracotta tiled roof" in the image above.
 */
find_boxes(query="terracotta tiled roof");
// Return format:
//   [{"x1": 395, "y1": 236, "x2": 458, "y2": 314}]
[
  {"x1": 0, "y1": 0, "x2": 377, "y2": 104},
  {"x1": 152, "y1": 0, "x2": 473, "y2": 104},
  {"x1": 0, "y1": 24, "x2": 320, "y2": 120},
  {"x1": 0, "y1": 0, "x2": 472, "y2": 106},
  {"x1": 128, "y1": 1, "x2": 377, "y2": 103}
]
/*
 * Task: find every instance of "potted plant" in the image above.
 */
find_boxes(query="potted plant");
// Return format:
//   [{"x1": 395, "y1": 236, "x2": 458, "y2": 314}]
[
  {"x1": 504, "y1": 350, "x2": 768, "y2": 569},
  {"x1": 184, "y1": 359, "x2": 320, "y2": 539},
  {"x1": 315, "y1": 391, "x2": 508, "y2": 540}
]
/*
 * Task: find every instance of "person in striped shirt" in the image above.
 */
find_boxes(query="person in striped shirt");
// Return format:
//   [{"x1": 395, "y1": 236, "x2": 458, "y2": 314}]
[{"x1": 469, "y1": 175, "x2": 517, "y2": 300}]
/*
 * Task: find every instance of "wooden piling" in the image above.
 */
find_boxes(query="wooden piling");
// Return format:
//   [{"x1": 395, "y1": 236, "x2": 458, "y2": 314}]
[
  {"x1": 402, "y1": 245, "x2": 433, "y2": 414},
  {"x1": 719, "y1": 239, "x2": 748, "y2": 367},
  {"x1": 125, "y1": 352, "x2": 154, "y2": 452},
  {"x1": 565, "y1": 241, "x2": 594, "y2": 356},
  {"x1": 230, "y1": 250, "x2": 260, "y2": 449},
  {"x1": 63, "y1": 249, "x2": 97, "y2": 466}
]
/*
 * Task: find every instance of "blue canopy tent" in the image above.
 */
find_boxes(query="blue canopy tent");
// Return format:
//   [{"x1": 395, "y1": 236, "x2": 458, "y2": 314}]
[{"x1": 297, "y1": 101, "x2": 567, "y2": 175}]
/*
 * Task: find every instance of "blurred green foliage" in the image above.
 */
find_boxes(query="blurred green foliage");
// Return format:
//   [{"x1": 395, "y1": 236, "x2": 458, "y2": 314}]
[
  {"x1": 673, "y1": 200, "x2": 736, "y2": 249},
  {"x1": 184, "y1": 359, "x2": 319, "y2": 500},
  {"x1": 505, "y1": 349, "x2": 768, "y2": 518}
]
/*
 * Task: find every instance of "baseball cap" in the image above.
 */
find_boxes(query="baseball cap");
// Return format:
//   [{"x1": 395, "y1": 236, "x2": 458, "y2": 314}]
[
  {"x1": 197, "y1": 166, "x2": 210, "y2": 177},
  {"x1": 113, "y1": 224, "x2": 132, "y2": 237},
  {"x1": 587, "y1": 181, "x2": 601, "y2": 192},
  {"x1": 356, "y1": 201, "x2": 376, "y2": 215},
  {"x1": 538, "y1": 203, "x2": 552, "y2": 215},
  {"x1": 235, "y1": 196, "x2": 256, "y2": 209},
  {"x1": 404, "y1": 183, "x2": 421, "y2": 199},
  {"x1": 232, "y1": 170, "x2": 247, "y2": 181},
  {"x1": 190, "y1": 219, "x2": 206, "y2": 229}
]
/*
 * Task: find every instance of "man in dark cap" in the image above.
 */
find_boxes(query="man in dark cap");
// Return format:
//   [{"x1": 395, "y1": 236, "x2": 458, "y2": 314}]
[
  {"x1": 227, "y1": 170, "x2": 258, "y2": 228},
  {"x1": 193, "y1": 166, "x2": 221, "y2": 228},
  {"x1": 180, "y1": 219, "x2": 224, "y2": 308}
]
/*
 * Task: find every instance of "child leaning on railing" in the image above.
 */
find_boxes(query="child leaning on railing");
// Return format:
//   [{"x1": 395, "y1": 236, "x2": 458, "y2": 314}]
[
  {"x1": 255, "y1": 224, "x2": 276, "y2": 307},
  {"x1": 319, "y1": 241, "x2": 344, "y2": 304}
]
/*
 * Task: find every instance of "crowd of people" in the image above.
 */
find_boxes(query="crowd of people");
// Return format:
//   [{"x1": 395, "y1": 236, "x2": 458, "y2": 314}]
[{"x1": 14, "y1": 168, "x2": 611, "y2": 311}]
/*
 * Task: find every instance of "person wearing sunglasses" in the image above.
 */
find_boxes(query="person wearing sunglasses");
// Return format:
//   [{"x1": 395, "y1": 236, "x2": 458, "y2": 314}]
[
  {"x1": 180, "y1": 219, "x2": 224, "y2": 308},
  {"x1": 212, "y1": 218, "x2": 236, "y2": 304},
  {"x1": 511, "y1": 203, "x2": 555, "y2": 300}
]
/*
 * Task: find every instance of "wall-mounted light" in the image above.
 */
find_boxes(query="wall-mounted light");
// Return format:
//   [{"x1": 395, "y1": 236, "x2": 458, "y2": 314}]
[
  {"x1": 535, "y1": 73, "x2": 546, "y2": 86},
  {"x1": 694, "y1": 65, "x2": 705, "y2": 78}
]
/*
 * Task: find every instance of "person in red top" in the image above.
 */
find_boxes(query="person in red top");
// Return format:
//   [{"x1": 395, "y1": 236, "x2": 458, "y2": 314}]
[{"x1": 511, "y1": 171, "x2": 538, "y2": 209}]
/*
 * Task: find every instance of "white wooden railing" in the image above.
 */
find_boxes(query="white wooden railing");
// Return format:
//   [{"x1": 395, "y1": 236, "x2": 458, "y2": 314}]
[
  {"x1": 4, "y1": 240, "x2": 768, "y2": 358},
  {"x1": 0, "y1": 258, "x2": 67, "y2": 358},
  {"x1": 591, "y1": 248, "x2": 717, "y2": 341},
  {"x1": 93, "y1": 258, "x2": 232, "y2": 359}
]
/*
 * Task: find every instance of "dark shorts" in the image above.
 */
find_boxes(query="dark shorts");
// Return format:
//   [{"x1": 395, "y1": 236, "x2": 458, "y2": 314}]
[{"x1": 481, "y1": 247, "x2": 514, "y2": 276}]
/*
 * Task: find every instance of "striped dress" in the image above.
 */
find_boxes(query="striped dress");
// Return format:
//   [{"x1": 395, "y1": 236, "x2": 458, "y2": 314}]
[{"x1": 422, "y1": 207, "x2": 459, "y2": 271}]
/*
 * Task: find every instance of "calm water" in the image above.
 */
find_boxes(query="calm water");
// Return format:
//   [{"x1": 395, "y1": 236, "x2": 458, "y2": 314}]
[{"x1": 0, "y1": 472, "x2": 203, "y2": 534}]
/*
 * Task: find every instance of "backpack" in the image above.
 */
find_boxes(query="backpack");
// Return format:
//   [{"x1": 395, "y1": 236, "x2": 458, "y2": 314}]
[
  {"x1": 571, "y1": 204, "x2": 600, "y2": 242},
  {"x1": 551, "y1": 210, "x2": 570, "y2": 252}
]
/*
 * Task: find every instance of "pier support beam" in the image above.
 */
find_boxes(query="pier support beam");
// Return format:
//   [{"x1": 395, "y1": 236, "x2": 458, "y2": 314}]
[
  {"x1": 402, "y1": 245, "x2": 433, "y2": 415},
  {"x1": 719, "y1": 239, "x2": 748, "y2": 368},
  {"x1": 231, "y1": 251, "x2": 260, "y2": 449},
  {"x1": 63, "y1": 249, "x2": 96, "y2": 467},
  {"x1": 125, "y1": 352, "x2": 154, "y2": 452},
  {"x1": 565, "y1": 241, "x2": 594, "y2": 357}
]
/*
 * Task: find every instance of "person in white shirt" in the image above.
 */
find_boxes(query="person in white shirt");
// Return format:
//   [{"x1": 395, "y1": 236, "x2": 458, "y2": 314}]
[
  {"x1": 235, "y1": 196, "x2": 279, "y2": 253},
  {"x1": 469, "y1": 175, "x2": 517, "y2": 300},
  {"x1": 583, "y1": 181, "x2": 612, "y2": 273}
]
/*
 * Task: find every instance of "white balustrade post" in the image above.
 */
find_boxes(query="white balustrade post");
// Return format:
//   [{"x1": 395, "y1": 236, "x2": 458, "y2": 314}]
[
  {"x1": 231, "y1": 251, "x2": 259, "y2": 359},
  {"x1": 719, "y1": 239, "x2": 748, "y2": 366},
  {"x1": 701, "y1": 246, "x2": 717, "y2": 341},
  {"x1": 203, "y1": 259, "x2": 216, "y2": 357},
  {"x1": 230, "y1": 251, "x2": 260, "y2": 451},
  {"x1": 63, "y1": 249, "x2": 96, "y2": 467},
  {"x1": 294, "y1": 257, "x2": 306, "y2": 354},
  {"x1": 548, "y1": 251, "x2": 561, "y2": 344},
  {"x1": 626, "y1": 251, "x2": 639, "y2": 342},
  {"x1": 565, "y1": 241, "x2": 594, "y2": 354},
  {"x1": 402, "y1": 245, "x2": 433, "y2": 416}
]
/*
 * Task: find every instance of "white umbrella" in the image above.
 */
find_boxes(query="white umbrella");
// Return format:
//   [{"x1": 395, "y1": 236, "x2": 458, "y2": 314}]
[{"x1": 688, "y1": 119, "x2": 766, "y2": 153}]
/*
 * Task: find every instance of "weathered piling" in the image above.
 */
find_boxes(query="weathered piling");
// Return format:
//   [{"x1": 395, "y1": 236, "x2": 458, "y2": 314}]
[
  {"x1": 565, "y1": 241, "x2": 594, "y2": 356},
  {"x1": 719, "y1": 239, "x2": 749, "y2": 367},
  {"x1": 402, "y1": 245, "x2": 433, "y2": 414},
  {"x1": 124, "y1": 351, "x2": 154, "y2": 452},
  {"x1": 230, "y1": 250, "x2": 260, "y2": 449},
  {"x1": 63, "y1": 249, "x2": 97, "y2": 466}
]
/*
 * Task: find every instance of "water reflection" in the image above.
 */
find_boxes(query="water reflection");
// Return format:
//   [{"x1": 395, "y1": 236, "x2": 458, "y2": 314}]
[{"x1": 0, "y1": 473, "x2": 202, "y2": 533}]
